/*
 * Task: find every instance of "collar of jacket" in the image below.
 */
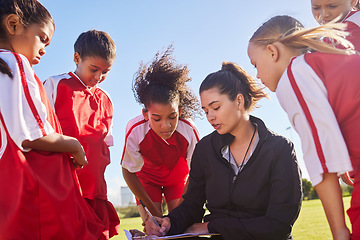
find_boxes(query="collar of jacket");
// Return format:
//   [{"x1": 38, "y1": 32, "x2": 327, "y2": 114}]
[{"x1": 211, "y1": 115, "x2": 269, "y2": 158}]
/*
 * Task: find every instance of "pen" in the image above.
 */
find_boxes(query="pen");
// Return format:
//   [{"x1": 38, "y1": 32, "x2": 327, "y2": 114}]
[{"x1": 139, "y1": 199, "x2": 160, "y2": 227}]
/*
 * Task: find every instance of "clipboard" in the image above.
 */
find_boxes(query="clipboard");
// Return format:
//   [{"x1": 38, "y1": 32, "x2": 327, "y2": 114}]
[
  {"x1": 124, "y1": 229, "x2": 220, "y2": 239},
  {"x1": 141, "y1": 233, "x2": 220, "y2": 239}
]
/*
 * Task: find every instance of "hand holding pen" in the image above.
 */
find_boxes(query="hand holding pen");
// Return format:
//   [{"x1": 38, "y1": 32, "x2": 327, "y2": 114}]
[{"x1": 140, "y1": 200, "x2": 169, "y2": 236}]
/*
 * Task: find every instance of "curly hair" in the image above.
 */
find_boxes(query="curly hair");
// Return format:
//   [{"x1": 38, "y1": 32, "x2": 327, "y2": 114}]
[
  {"x1": 132, "y1": 45, "x2": 202, "y2": 120},
  {"x1": 200, "y1": 62, "x2": 268, "y2": 112}
]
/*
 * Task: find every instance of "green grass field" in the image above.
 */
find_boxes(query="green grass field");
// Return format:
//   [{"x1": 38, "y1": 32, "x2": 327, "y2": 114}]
[{"x1": 113, "y1": 196, "x2": 352, "y2": 240}]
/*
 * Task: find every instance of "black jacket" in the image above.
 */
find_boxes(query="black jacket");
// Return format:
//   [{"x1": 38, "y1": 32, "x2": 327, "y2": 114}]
[{"x1": 167, "y1": 116, "x2": 302, "y2": 240}]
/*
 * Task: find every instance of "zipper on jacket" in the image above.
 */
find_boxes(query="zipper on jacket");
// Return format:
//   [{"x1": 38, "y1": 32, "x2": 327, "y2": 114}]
[
  {"x1": 227, "y1": 158, "x2": 239, "y2": 216},
  {"x1": 225, "y1": 121, "x2": 269, "y2": 217}
]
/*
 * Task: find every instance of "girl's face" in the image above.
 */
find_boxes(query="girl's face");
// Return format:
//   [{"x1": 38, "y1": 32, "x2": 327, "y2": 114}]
[
  {"x1": 10, "y1": 20, "x2": 54, "y2": 66},
  {"x1": 311, "y1": 0, "x2": 357, "y2": 24},
  {"x1": 74, "y1": 54, "x2": 114, "y2": 88},
  {"x1": 200, "y1": 87, "x2": 244, "y2": 136},
  {"x1": 142, "y1": 101, "x2": 181, "y2": 140},
  {"x1": 247, "y1": 42, "x2": 280, "y2": 92}
]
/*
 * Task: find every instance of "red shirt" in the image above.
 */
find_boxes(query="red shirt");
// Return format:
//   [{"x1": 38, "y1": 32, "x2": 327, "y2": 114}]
[
  {"x1": 304, "y1": 52, "x2": 360, "y2": 174},
  {"x1": 343, "y1": 10, "x2": 360, "y2": 51},
  {"x1": 276, "y1": 52, "x2": 359, "y2": 185},
  {"x1": 0, "y1": 51, "x2": 104, "y2": 239},
  {"x1": 121, "y1": 115, "x2": 200, "y2": 186},
  {"x1": 44, "y1": 72, "x2": 113, "y2": 200}
]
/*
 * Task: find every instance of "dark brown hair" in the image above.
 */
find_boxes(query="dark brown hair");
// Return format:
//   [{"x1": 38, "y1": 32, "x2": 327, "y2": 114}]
[
  {"x1": 200, "y1": 62, "x2": 267, "y2": 112},
  {"x1": 0, "y1": 0, "x2": 54, "y2": 78},
  {"x1": 74, "y1": 29, "x2": 116, "y2": 61}
]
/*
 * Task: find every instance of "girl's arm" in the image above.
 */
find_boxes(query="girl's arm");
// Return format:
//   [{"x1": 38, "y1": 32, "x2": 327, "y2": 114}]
[
  {"x1": 314, "y1": 173, "x2": 350, "y2": 240},
  {"x1": 22, "y1": 132, "x2": 87, "y2": 167},
  {"x1": 122, "y1": 167, "x2": 162, "y2": 217}
]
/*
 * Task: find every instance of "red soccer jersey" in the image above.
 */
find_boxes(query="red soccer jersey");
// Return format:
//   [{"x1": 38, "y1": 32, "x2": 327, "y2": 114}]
[
  {"x1": 277, "y1": 52, "x2": 360, "y2": 185},
  {"x1": 0, "y1": 50, "x2": 104, "y2": 239},
  {"x1": 44, "y1": 72, "x2": 114, "y2": 200},
  {"x1": 343, "y1": 10, "x2": 360, "y2": 52},
  {"x1": 277, "y1": 51, "x2": 360, "y2": 240},
  {"x1": 121, "y1": 115, "x2": 200, "y2": 186}
]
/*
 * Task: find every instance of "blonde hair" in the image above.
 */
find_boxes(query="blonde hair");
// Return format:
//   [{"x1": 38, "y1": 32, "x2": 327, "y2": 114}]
[{"x1": 250, "y1": 15, "x2": 356, "y2": 55}]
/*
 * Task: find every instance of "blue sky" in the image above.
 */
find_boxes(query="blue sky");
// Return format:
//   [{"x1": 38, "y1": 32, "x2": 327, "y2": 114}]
[{"x1": 38, "y1": 0, "x2": 318, "y2": 206}]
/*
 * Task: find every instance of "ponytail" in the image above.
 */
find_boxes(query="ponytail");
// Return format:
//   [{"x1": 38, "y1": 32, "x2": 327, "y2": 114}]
[
  {"x1": 200, "y1": 62, "x2": 268, "y2": 112},
  {"x1": 0, "y1": 58, "x2": 13, "y2": 78},
  {"x1": 250, "y1": 15, "x2": 356, "y2": 56},
  {"x1": 279, "y1": 22, "x2": 356, "y2": 55}
]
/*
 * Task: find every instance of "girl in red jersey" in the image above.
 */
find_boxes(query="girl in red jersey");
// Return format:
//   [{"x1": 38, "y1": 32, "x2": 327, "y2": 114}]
[
  {"x1": 0, "y1": 1, "x2": 104, "y2": 239},
  {"x1": 248, "y1": 15, "x2": 360, "y2": 240},
  {"x1": 121, "y1": 45, "x2": 202, "y2": 222},
  {"x1": 44, "y1": 30, "x2": 120, "y2": 239},
  {"x1": 311, "y1": 0, "x2": 360, "y2": 186},
  {"x1": 311, "y1": 0, "x2": 360, "y2": 51}
]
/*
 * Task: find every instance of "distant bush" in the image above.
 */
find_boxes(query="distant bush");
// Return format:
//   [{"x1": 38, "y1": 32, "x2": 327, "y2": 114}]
[
  {"x1": 302, "y1": 178, "x2": 318, "y2": 200},
  {"x1": 116, "y1": 197, "x2": 169, "y2": 219},
  {"x1": 302, "y1": 178, "x2": 352, "y2": 200},
  {"x1": 308, "y1": 187, "x2": 319, "y2": 200},
  {"x1": 341, "y1": 184, "x2": 353, "y2": 197},
  {"x1": 116, "y1": 205, "x2": 140, "y2": 219},
  {"x1": 302, "y1": 178, "x2": 313, "y2": 200}
]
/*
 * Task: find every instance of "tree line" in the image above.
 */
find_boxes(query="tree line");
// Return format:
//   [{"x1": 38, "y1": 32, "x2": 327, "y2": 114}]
[{"x1": 302, "y1": 178, "x2": 353, "y2": 200}]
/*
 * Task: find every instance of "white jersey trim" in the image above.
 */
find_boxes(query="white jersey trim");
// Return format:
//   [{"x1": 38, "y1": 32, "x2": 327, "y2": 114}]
[
  {"x1": 0, "y1": 50, "x2": 54, "y2": 151},
  {"x1": 0, "y1": 120, "x2": 7, "y2": 158},
  {"x1": 44, "y1": 72, "x2": 114, "y2": 146},
  {"x1": 43, "y1": 73, "x2": 72, "y2": 110},
  {"x1": 345, "y1": 11, "x2": 360, "y2": 27}
]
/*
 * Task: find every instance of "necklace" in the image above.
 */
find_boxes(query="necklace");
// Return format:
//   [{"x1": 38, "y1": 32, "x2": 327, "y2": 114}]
[{"x1": 230, "y1": 124, "x2": 257, "y2": 171}]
